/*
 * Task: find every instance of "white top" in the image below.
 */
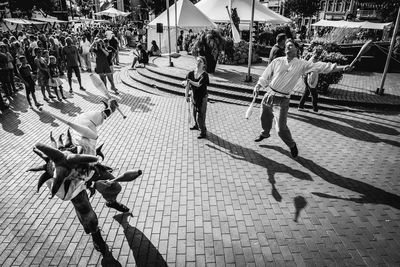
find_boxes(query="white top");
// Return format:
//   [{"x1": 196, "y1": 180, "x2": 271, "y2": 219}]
[
  {"x1": 80, "y1": 40, "x2": 91, "y2": 54},
  {"x1": 257, "y1": 57, "x2": 336, "y2": 97}
]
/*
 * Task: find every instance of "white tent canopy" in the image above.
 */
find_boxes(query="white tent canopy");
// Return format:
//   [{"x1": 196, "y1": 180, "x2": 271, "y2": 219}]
[
  {"x1": 261, "y1": 3, "x2": 291, "y2": 24},
  {"x1": 195, "y1": 0, "x2": 290, "y2": 24},
  {"x1": 3, "y1": 18, "x2": 46, "y2": 25},
  {"x1": 94, "y1": 7, "x2": 130, "y2": 17},
  {"x1": 312, "y1": 19, "x2": 392, "y2": 30},
  {"x1": 147, "y1": 0, "x2": 216, "y2": 52}
]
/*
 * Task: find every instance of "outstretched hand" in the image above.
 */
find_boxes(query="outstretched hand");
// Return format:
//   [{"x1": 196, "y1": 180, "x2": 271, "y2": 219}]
[{"x1": 343, "y1": 65, "x2": 354, "y2": 72}]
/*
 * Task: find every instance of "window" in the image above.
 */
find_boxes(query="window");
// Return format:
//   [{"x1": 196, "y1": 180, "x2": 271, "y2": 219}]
[
  {"x1": 320, "y1": 1, "x2": 326, "y2": 11},
  {"x1": 336, "y1": 0, "x2": 343, "y2": 12},
  {"x1": 344, "y1": 0, "x2": 351, "y2": 11},
  {"x1": 328, "y1": 1, "x2": 334, "y2": 11}
]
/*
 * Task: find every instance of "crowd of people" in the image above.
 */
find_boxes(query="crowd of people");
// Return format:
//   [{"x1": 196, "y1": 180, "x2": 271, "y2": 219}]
[{"x1": 0, "y1": 24, "x2": 134, "y2": 112}]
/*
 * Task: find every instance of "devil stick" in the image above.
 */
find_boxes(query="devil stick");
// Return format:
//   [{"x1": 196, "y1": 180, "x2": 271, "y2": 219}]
[
  {"x1": 89, "y1": 74, "x2": 127, "y2": 119},
  {"x1": 349, "y1": 40, "x2": 373, "y2": 68}
]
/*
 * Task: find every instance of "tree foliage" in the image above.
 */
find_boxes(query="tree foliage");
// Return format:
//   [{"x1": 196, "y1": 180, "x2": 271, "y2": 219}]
[
  {"x1": 284, "y1": 0, "x2": 320, "y2": 18},
  {"x1": 146, "y1": 0, "x2": 199, "y2": 16},
  {"x1": 9, "y1": 0, "x2": 54, "y2": 16}
]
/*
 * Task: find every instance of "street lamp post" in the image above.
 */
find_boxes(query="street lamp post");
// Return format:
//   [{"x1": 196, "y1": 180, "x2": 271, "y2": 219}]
[
  {"x1": 376, "y1": 7, "x2": 400, "y2": 95},
  {"x1": 245, "y1": 0, "x2": 255, "y2": 82},
  {"x1": 166, "y1": 0, "x2": 173, "y2": 66},
  {"x1": 175, "y1": 0, "x2": 179, "y2": 53}
]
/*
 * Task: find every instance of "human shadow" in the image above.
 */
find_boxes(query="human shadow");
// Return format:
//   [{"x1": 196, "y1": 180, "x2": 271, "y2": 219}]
[
  {"x1": 206, "y1": 132, "x2": 312, "y2": 202},
  {"x1": 32, "y1": 108, "x2": 60, "y2": 127},
  {"x1": 319, "y1": 113, "x2": 400, "y2": 136},
  {"x1": 290, "y1": 112, "x2": 400, "y2": 148},
  {"x1": 47, "y1": 99, "x2": 83, "y2": 117},
  {"x1": 113, "y1": 213, "x2": 168, "y2": 267},
  {"x1": 0, "y1": 108, "x2": 24, "y2": 136},
  {"x1": 75, "y1": 88, "x2": 155, "y2": 113},
  {"x1": 262, "y1": 144, "x2": 400, "y2": 210}
]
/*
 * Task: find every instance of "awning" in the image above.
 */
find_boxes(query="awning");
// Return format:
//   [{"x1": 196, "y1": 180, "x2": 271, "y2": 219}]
[
  {"x1": 33, "y1": 17, "x2": 69, "y2": 24},
  {"x1": 312, "y1": 19, "x2": 392, "y2": 30},
  {"x1": 3, "y1": 18, "x2": 46, "y2": 25},
  {"x1": 94, "y1": 7, "x2": 130, "y2": 17}
]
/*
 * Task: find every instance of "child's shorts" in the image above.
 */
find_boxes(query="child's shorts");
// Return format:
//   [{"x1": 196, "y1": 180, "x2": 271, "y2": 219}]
[{"x1": 49, "y1": 77, "x2": 63, "y2": 88}]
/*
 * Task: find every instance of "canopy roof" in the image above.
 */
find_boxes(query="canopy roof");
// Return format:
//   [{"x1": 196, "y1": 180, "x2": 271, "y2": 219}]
[
  {"x1": 3, "y1": 18, "x2": 46, "y2": 25},
  {"x1": 312, "y1": 19, "x2": 392, "y2": 30},
  {"x1": 94, "y1": 7, "x2": 130, "y2": 17},
  {"x1": 195, "y1": 0, "x2": 290, "y2": 24},
  {"x1": 149, "y1": 0, "x2": 216, "y2": 28},
  {"x1": 33, "y1": 17, "x2": 69, "y2": 24}
]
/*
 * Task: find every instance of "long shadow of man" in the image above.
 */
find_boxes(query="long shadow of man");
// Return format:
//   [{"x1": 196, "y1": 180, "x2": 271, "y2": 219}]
[
  {"x1": 290, "y1": 112, "x2": 400, "y2": 148},
  {"x1": 114, "y1": 213, "x2": 168, "y2": 267},
  {"x1": 206, "y1": 132, "x2": 313, "y2": 202},
  {"x1": 262, "y1": 144, "x2": 400, "y2": 210}
]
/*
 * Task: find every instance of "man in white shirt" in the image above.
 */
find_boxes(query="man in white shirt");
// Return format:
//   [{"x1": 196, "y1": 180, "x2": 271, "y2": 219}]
[
  {"x1": 80, "y1": 35, "x2": 92, "y2": 72},
  {"x1": 253, "y1": 39, "x2": 352, "y2": 158}
]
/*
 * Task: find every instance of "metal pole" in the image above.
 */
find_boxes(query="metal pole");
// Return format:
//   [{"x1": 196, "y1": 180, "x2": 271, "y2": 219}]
[
  {"x1": 245, "y1": 0, "x2": 255, "y2": 82},
  {"x1": 166, "y1": 0, "x2": 173, "y2": 66},
  {"x1": 377, "y1": 7, "x2": 400, "y2": 95},
  {"x1": 175, "y1": 0, "x2": 179, "y2": 53},
  {"x1": 70, "y1": 0, "x2": 74, "y2": 20}
]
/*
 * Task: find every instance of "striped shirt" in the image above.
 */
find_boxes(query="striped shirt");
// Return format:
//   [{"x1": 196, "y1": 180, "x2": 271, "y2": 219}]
[{"x1": 257, "y1": 57, "x2": 337, "y2": 98}]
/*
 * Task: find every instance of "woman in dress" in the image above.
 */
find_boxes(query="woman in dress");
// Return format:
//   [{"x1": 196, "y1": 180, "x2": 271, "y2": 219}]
[{"x1": 183, "y1": 56, "x2": 209, "y2": 139}]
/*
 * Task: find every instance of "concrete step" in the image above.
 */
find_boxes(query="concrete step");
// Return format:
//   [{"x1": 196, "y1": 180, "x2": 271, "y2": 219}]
[
  {"x1": 121, "y1": 68, "x2": 362, "y2": 112},
  {"x1": 144, "y1": 65, "x2": 400, "y2": 111}
]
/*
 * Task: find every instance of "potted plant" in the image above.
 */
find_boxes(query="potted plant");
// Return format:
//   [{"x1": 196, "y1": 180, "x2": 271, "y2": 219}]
[{"x1": 304, "y1": 44, "x2": 348, "y2": 94}]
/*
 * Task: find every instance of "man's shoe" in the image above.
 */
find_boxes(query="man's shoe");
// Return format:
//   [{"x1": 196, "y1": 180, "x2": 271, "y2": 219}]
[
  {"x1": 290, "y1": 144, "x2": 298, "y2": 158},
  {"x1": 106, "y1": 201, "x2": 130, "y2": 213},
  {"x1": 190, "y1": 125, "x2": 199, "y2": 130},
  {"x1": 80, "y1": 87, "x2": 86, "y2": 91},
  {"x1": 197, "y1": 133, "x2": 207, "y2": 139},
  {"x1": 254, "y1": 135, "x2": 267, "y2": 142},
  {"x1": 298, "y1": 106, "x2": 305, "y2": 111},
  {"x1": 69, "y1": 89, "x2": 73, "y2": 93},
  {"x1": 312, "y1": 107, "x2": 319, "y2": 113}
]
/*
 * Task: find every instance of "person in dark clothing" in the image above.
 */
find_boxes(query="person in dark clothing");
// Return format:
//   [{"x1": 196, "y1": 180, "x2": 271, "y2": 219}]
[
  {"x1": 269, "y1": 33, "x2": 287, "y2": 63},
  {"x1": 17, "y1": 56, "x2": 42, "y2": 108},
  {"x1": 91, "y1": 39, "x2": 118, "y2": 94},
  {"x1": 148, "y1": 40, "x2": 161, "y2": 56},
  {"x1": 62, "y1": 37, "x2": 85, "y2": 93},
  {"x1": 0, "y1": 43, "x2": 13, "y2": 97},
  {"x1": 109, "y1": 35, "x2": 119, "y2": 65},
  {"x1": 183, "y1": 56, "x2": 209, "y2": 139}
]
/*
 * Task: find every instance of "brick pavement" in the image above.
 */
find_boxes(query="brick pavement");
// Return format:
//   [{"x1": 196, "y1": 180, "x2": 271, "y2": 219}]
[
  {"x1": 0, "y1": 52, "x2": 400, "y2": 266},
  {"x1": 152, "y1": 53, "x2": 400, "y2": 106}
]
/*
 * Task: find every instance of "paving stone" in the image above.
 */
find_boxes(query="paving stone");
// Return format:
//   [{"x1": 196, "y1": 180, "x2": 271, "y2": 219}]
[{"x1": 0, "y1": 52, "x2": 399, "y2": 266}]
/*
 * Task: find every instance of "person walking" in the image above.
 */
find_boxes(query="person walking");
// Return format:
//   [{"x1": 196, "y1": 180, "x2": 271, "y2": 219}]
[
  {"x1": 183, "y1": 56, "x2": 209, "y2": 139},
  {"x1": 253, "y1": 39, "x2": 353, "y2": 157},
  {"x1": 62, "y1": 37, "x2": 85, "y2": 93}
]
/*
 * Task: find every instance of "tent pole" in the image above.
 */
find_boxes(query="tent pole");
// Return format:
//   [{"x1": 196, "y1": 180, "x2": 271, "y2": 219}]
[
  {"x1": 174, "y1": 0, "x2": 178, "y2": 53},
  {"x1": 166, "y1": 0, "x2": 173, "y2": 67},
  {"x1": 377, "y1": 7, "x2": 400, "y2": 95},
  {"x1": 245, "y1": 0, "x2": 255, "y2": 82}
]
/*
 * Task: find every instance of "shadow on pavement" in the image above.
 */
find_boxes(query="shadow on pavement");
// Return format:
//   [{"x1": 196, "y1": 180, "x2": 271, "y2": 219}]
[
  {"x1": 263, "y1": 144, "x2": 400, "y2": 210},
  {"x1": 318, "y1": 112, "x2": 399, "y2": 136},
  {"x1": 75, "y1": 88, "x2": 155, "y2": 113},
  {"x1": 47, "y1": 99, "x2": 83, "y2": 117},
  {"x1": 206, "y1": 132, "x2": 312, "y2": 202},
  {"x1": 290, "y1": 112, "x2": 400, "y2": 148},
  {"x1": 0, "y1": 108, "x2": 24, "y2": 136},
  {"x1": 113, "y1": 213, "x2": 168, "y2": 267}
]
